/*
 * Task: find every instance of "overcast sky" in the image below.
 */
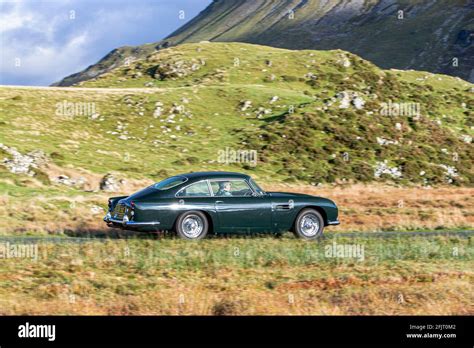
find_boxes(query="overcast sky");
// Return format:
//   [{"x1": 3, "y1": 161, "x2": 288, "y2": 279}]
[{"x1": 0, "y1": 0, "x2": 211, "y2": 86}]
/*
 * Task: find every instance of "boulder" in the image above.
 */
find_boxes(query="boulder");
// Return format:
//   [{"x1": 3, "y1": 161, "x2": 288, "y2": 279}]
[
  {"x1": 269, "y1": 96, "x2": 279, "y2": 104},
  {"x1": 0, "y1": 144, "x2": 47, "y2": 176},
  {"x1": 336, "y1": 91, "x2": 365, "y2": 109},
  {"x1": 240, "y1": 100, "x2": 252, "y2": 111},
  {"x1": 100, "y1": 173, "x2": 126, "y2": 192}
]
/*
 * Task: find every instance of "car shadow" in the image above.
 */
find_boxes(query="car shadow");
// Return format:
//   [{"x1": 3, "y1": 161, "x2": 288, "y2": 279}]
[{"x1": 63, "y1": 227, "x2": 169, "y2": 240}]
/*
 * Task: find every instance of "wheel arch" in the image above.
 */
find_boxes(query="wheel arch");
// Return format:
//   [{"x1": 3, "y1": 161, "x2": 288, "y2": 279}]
[{"x1": 199, "y1": 210, "x2": 215, "y2": 234}]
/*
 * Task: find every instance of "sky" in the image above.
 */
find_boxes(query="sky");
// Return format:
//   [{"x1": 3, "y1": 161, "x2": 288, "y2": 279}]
[{"x1": 0, "y1": 0, "x2": 212, "y2": 86}]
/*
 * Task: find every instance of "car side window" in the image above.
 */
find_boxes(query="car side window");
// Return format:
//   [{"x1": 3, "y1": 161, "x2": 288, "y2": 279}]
[
  {"x1": 210, "y1": 180, "x2": 252, "y2": 197},
  {"x1": 177, "y1": 181, "x2": 211, "y2": 197}
]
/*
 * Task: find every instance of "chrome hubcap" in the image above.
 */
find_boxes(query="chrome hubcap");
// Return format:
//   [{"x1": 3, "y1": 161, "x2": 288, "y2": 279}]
[
  {"x1": 181, "y1": 215, "x2": 203, "y2": 238},
  {"x1": 300, "y1": 214, "x2": 320, "y2": 237}
]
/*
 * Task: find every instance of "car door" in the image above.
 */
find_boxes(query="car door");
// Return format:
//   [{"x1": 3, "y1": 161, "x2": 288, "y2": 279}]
[
  {"x1": 210, "y1": 179, "x2": 272, "y2": 233},
  {"x1": 174, "y1": 180, "x2": 217, "y2": 221}
]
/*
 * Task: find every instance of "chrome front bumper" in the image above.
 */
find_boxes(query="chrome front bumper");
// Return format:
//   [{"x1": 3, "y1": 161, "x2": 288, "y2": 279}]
[{"x1": 103, "y1": 212, "x2": 160, "y2": 227}]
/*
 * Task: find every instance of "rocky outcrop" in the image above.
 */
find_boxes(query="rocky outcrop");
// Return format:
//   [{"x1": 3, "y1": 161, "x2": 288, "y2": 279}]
[
  {"x1": 53, "y1": 175, "x2": 88, "y2": 189},
  {"x1": 0, "y1": 144, "x2": 47, "y2": 176},
  {"x1": 99, "y1": 173, "x2": 126, "y2": 192},
  {"x1": 336, "y1": 91, "x2": 365, "y2": 110},
  {"x1": 150, "y1": 59, "x2": 202, "y2": 80}
]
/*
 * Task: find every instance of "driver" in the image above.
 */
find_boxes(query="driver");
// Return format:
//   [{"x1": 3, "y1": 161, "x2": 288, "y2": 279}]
[{"x1": 216, "y1": 181, "x2": 232, "y2": 196}]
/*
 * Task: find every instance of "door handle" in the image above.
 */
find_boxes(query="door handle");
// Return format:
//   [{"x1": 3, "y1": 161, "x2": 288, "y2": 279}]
[{"x1": 215, "y1": 201, "x2": 224, "y2": 204}]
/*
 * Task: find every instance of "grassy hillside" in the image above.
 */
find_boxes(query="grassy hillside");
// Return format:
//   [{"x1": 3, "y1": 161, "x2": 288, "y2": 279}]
[{"x1": 4, "y1": 43, "x2": 474, "y2": 184}]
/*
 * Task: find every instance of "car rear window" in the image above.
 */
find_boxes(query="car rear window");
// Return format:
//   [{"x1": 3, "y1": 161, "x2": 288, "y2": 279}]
[
  {"x1": 176, "y1": 181, "x2": 211, "y2": 197},
  {"x1": 153, "y1": 176, "x2": 187, "y2": 190}
]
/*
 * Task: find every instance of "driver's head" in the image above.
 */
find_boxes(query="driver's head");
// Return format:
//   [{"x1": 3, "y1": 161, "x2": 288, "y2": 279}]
[{"x1": 219, "y1": 181, "x2": 231, "y2": 192}]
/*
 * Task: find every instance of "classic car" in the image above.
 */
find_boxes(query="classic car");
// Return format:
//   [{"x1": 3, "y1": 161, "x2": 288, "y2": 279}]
[{"x1": 104, "y1": 172, "x2": 339, "y2": 240}]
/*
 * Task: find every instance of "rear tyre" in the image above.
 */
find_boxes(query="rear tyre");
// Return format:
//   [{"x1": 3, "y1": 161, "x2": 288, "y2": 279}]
[
  {"x1": 293, "y1": 208, "x2": 324, "y2": 241},
  {"x1": 175, "y1": 211, "x2": 209, "y2": 240}
]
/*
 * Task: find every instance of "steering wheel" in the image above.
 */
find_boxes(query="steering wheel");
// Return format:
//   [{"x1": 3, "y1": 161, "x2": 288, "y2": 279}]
[{"x1": 244, "y1": 190, "x2": 254, "y2": 197}]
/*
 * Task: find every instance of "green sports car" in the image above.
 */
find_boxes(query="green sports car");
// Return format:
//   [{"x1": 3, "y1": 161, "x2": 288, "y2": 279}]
[{"x1": 104, "y1": 171, "x2": 339, "y2": 240}]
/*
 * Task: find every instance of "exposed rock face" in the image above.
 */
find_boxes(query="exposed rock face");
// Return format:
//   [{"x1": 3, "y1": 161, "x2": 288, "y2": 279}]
[
  {"x1": 269, "y1": 96, "x2": 279, "y2": 104},
  {"x1": 151, "y1": 59, "x2": 202, "y2": 80},
  {"x1": 53, "y1": 175, "x2": 88, "y2": 189},
  {"x1": 240, "y1": 100, "x2": 252, "y2": 111},
  {"x1": 99, "y1": 173, "x2": 126, "y2": 192},
  {"x1": 336, "y1": 91, "x2": 365, "y2": 109},
  {"x1": 374, "y1": 160, "x2": 402, "y2": 179},
  {"x1": 0, "y1": 144, "x2": 47, "y2": 176},
  {"x1": 336, "y1": 53, "x2": 352, "y2": 68},
  {"x1": 153, "y1": 102, "x2": 164, "y2": 118},
  {"x1": 54, "y1": 0, "x2": 474, "y2": 86},
  {"x1": 170, "y1": 103, "x2": 185, "y2": 114}
]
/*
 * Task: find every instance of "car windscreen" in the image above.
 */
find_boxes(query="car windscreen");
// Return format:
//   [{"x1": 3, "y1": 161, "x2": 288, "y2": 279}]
[
  {"x1": 249, "y1": 178, "x2": 265, "y2": 194},
  {"x1": 153, "y1": 176, "x2": 188, "y2": 190}
]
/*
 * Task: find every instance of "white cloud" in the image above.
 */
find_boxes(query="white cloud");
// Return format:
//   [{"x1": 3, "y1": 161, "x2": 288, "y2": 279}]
[
  {"x1": 0, "y1": 11, "x2": 33, "y2": 33},
  {"x1": 0, "y1": 1, "x2": 88, "y2": 84},
  {"x1": 0, "y1": 0, "x2": 212, "y2": 85}
]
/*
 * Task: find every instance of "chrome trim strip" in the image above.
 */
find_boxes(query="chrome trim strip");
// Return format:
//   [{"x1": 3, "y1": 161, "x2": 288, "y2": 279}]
[
  {"x1": 328, "y1": 220, "x2": 340, "y2": 225},
  {"x1": 105, "y1": 217, "x2": 160, "y2": 226},
  {"x1": 126, "y1": 221, "x2": 161, "y2": 226},
  {"x1": 153, "y1": 176, "x2": 188, "y2": 190}
]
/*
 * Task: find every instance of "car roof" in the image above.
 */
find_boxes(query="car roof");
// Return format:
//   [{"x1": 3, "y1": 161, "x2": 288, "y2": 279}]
[{"x1": 181, "y1": 171, "x2": 250, "y2": 181}]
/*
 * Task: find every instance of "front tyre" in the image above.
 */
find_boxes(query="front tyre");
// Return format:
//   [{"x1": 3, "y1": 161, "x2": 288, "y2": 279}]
[
  {"x1": 175, "y1": 211, "x2": 209, "y2": 240},
  {"x1": 294, "y1": 208, "x2": 324, "y2": 241}
]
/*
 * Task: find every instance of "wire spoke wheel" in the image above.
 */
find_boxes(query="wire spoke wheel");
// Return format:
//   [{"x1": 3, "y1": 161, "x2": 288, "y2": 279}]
[
  {"x1": 300, "y1": 214, "x2": 320, "y2": 237},
  {"x1": 176, "y1": 211, "x2": 209, "y2": 240},
  {"x1": 294, "y1": 208, "x2": 324, "y2": 240},
  {"x1": 181, "y1": 215, "x2": 204, "y2": 238}
]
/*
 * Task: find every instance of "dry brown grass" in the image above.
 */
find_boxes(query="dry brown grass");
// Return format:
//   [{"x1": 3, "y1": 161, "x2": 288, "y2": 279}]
[
  {"x1": 1, "y1": 262, "x2": 472, "y2": 315},
  {"x1": 0, "y1": 233, "x2": 471, "y2": 315}
]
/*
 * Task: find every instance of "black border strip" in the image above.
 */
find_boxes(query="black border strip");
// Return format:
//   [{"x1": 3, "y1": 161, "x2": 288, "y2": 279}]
[{"x1": 0, "y1": 315, "x2": 472, "y2": 346}]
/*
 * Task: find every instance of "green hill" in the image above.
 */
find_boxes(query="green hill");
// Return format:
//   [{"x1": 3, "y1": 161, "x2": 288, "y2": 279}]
[
  {"x1": 55, "y1": 0, "x2": 474, "y2": 86},
  {"x1": 2, "y1": 42, "x2": 473, "y2": 188}
]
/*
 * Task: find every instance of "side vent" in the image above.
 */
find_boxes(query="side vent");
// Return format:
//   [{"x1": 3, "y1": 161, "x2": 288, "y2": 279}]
[{"x1": 273, "y1": 200, "x2": 294, "y2": 211}]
